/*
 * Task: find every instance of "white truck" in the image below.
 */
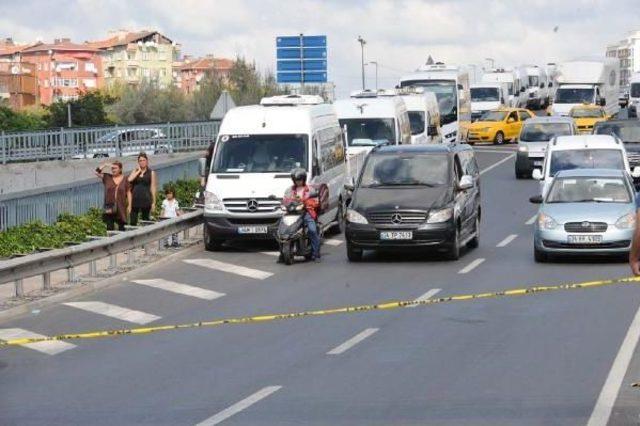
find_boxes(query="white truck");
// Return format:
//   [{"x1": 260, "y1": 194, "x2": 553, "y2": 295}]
[
  {"x1": 523, "y1": 65, "x2": 550, "y2": 109},
  {"x1": 399, "y1": 63, "x2": 471, "y2": 143},
  {"x1": 470, "y1": 82, "x2": 507, "y2": 121},
  {"x1": 550, "y1": 58, "x2": 620, "y2": 117},
  {"x1": 481, "y1": 68, "x2": 525, "y2": 108}
]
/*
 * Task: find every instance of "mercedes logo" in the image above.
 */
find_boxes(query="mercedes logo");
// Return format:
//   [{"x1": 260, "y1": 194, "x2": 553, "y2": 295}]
[
  {"x1": 247, "y1": 199, "x2": 259, "y2": 212},
  {"x1": 391, "y1": 213, "x2": 403, "y2": 224},
  {"x1": 582, "y1": 221, "x2": 590, "y2": 228}
]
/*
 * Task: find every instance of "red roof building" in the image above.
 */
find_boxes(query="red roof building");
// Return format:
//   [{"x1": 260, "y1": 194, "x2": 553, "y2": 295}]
[{"x1": 173, "y1": 55, "x2": 234, "y2": 94}]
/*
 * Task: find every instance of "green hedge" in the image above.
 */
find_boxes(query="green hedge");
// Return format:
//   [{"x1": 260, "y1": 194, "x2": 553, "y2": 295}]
[{"x1": 155, "y1": 178, "x2": 200, "y2": 215}]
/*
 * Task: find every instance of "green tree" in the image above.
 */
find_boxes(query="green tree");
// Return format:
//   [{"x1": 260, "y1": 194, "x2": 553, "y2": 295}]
[
  {"x1": 188, "y1": 73, "x2": 225, "y2": 121},
  {"x1": 47, "y1": 91, "x2": 112, "y2": 127},
  {"x1": 0, "y1": 105, "x2": 48, "y2": 132}
]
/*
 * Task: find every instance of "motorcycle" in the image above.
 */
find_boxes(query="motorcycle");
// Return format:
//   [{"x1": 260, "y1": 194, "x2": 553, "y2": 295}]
[{"x1": 276, "y1": 198, "x2": 319, "y2": 265}]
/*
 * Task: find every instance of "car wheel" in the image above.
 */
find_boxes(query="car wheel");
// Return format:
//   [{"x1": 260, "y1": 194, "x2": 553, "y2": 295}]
[
  {"x1": 534, "y1": 246, "x2": 548, "y2": 263},
  {"x1": 467, "y1": 215, "x2": 480, "y2": 249},
  {"x1": 445, "y1": 226, "x2": 461, "y2": 260},
  {"x1": 346, "y1": 242, "x2": 363, "y2": 262},
  {"x1": 204, "y1": 226, "x2": 224, "y2": 251},
  {"x1": 494, "y1": 131, "x2": 505, "y2": 145},
  {"x1": 332, "y1": 202, "x2": 345, "y2": 235}
]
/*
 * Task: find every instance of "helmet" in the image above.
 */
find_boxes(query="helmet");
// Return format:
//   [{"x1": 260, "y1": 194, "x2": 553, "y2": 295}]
[{"x1": 290, "y1": 168, "x2": 307, "y2": 183}]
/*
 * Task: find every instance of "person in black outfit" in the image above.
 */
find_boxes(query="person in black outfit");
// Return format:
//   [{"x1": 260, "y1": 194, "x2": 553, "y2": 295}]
[{"x1": 127, "y1": 152, "x2": 157, "y2": 226}]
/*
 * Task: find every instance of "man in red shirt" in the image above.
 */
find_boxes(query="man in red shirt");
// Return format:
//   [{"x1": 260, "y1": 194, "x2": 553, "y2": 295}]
[{"x1": 283, "y1": 168, "x2": 321, "y2": 261}]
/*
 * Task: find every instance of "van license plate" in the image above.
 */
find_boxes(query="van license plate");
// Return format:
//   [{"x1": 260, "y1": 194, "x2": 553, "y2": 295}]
[
  {"x1": 568, "y1": 235, "x2": 602, "y2": 244},
  {"x1": 380, "y1": 231, "x2": 413, "y2": 240},
  {"x1": 533, "y1": 160, "x2": 543, "y2": 166},
  {"x1": 238, "y1": 226, "x2": 268, "y2": 234}
]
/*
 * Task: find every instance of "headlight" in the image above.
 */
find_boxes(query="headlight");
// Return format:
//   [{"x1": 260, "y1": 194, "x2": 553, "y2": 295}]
[
  {"x1": 537, "y1": 212, "x2": 559, "y2": 230},
  {"x1": 204, "y1": 191, "x2": 225, "y2": 211},
  {"x1": 615, "y1": 212, "x2": 636, "y2": 230},
  {"x1": 426, "y1": 207, "x2": 453, "y2": 224},
  {"x1": 282, "y1": 215, "x2": 299, "y2": 226},
  {"x1": 518, "y1": 145, "x2": 528, "y2": 152},
  {"x1": 346, "y1": 209, "x2": 368, "y2": 224}
]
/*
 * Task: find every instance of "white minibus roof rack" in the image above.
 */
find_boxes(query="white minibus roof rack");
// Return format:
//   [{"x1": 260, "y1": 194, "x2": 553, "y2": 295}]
[{"x1": 260, "y1": 94, "x2": 324, "y2": 106}]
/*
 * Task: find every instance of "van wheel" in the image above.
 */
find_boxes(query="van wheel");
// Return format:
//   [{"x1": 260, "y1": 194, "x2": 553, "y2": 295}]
[
  {"x1": 494, "y1": 131, "x2": 505, "y2": 145},
  {"x1": 205, "y1": 236, "x2": 224, "y2": 251},
  {"x1": 467, "y1": 215, "x2": 480, "y2": 249},
  {"x1": 445, "y1": 226, "x2": 461, "y2": 260},
  {"x1": 332, "y1": 203, "x2": 345, "y2": 234},
  {"x1": 347, "y1": 242, "x2": 363, "y2": 262}
]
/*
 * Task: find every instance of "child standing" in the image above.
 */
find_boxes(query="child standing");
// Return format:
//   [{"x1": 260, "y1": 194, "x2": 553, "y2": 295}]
[{"x1": 161, "y1": 188, "x2": 182, "y2": 247}]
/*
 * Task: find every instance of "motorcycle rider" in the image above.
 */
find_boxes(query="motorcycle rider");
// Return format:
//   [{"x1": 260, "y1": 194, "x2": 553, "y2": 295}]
[{"x1": 282, "y1": 168, "x2": 321, "y2": 262}]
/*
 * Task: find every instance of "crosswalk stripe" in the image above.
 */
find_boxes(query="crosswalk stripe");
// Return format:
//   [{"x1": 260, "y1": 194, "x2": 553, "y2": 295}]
[
  {"x1": 63, "y1": 301, "x2": 161, "y2": 324},
  {"x1": 0, "y1": 328, "x2": 76, "y2": 355},
  {"x1": 132, "y1": 279, "x2": 225, "y2": 301},
  {"x1": 183, "y1": 258, "x2": 273, "y2": 280},
  {"x1": 324, "y1": 238, "x2": 343, "y2": 246},
  {"x1": 259, "y1": 251, "x2": 280, "y2": 257}
]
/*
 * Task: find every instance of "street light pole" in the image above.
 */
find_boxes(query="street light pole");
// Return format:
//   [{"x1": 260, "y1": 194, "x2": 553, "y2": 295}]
[
  {"x1": 357, "y1": 36, "x2": 366, "y2": 90},
  {"x1": 366, "y1": 61, "x2": 378, "y2": 91}
]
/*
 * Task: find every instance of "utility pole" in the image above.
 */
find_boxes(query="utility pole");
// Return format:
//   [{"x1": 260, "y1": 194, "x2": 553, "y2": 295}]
[
  {"x1": 357, "y1": 36, "x2": 366, "y2": 90},
  {"x1": 366, "y1": 61, "x2": 378, "y2": 91},
  {"x1": 67, "y1": 103, "x2": 72, "y2": 127}
]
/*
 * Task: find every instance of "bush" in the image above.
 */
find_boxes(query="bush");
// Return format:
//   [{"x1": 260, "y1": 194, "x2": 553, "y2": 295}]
[{"x1": 156, "y1": 178, "x2": 200, "y2": 215}]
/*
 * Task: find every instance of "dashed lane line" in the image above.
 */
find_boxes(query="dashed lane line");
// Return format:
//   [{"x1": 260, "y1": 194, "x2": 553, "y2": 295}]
[
  {"x1": 183, "y1": 259, "x2": 273, "y2": 280},
  {"x1": 479, "y1": 153, "x2": 515, "y2": 175},
  {"x1": 327, "y1": 328, "x2": 379, "y2": 355},
  {"x1": 526, "y1": 214, "x2": 538, "y2": 225},
  {"x1": 0, "y1": 328, "x2": 76, "y2": 355},
  {"x1": 63, "y1": 301, "x2": 161, "y2": 325},
  {"x1": 324, "y1": 238, "x2": 344, "y2": 246},
  {"x1": 132, "y1": 279, "x2": 225, "y2": 301},
  {"x1": 195, "y1": 386, "x2": 282, "y2": 426},
  {"x1": 407, "y1": 288, "x2": 442, "y2": 309},
  {"x1": 458, "y1": 258, "x2": 485, "y2": 274},
  {"x1": 496, "y1": 234, "x2": 518, "y2": 248}
]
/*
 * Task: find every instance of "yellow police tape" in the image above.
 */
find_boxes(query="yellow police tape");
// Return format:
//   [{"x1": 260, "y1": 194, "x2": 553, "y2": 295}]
[{"x1": 2, "y1": 275, "x2": 640, "y2": 348}]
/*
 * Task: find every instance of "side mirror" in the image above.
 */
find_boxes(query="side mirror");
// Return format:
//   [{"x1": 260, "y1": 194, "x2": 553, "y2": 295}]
[
  {"x1": 599, "y1": 97, "x2": 606, "y2": 107},
  {"x1": 198, "y1": 157, "x2": 207, "y2": 177},
  {"x1": 539, "y1": 83, "x2": 545, "y2": 89},
  {"x1": 632, "y1": 167, "x2": 640, "y2": 179},
  {"x1": 520, "y1": 87, "x2": 526, "y2": 93},
  {"x1": 344, "y1": 177, "x2": 355, "y2": 192},
  {"x1": 548, "y1": 82, "x2": 553, "y2": 88},
  {"x1": 458, "y1": 175, "x2": 473, "y2": 190},
  {"x1": 532, "y1": 169, "x2": 543, "y2": 180},
  {"x1": 529, "y1": 195, "x2": 543, "y2": 204},
  {"x1": 427, "y1": 125, "x2": 438, "y2": 136}
]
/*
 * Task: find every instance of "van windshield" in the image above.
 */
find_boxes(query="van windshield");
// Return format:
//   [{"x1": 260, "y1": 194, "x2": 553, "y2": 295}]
[
  {"x1": 520, "y1": 123, "x2": 572, "y2": 142},
  {"x1": 212, "y1": 134, "x2": 308, "y2": 173},
  {"x1": 631, "y1": 83, "x2": 640, "y2": 98},
  {"x1": 360, "y1": 154, "x2": 450, "y2": 187},
  {"x1": 549, "y1": 149, "x2": 624, "y2": 176},
  {"x1": 471, "y1": 87, "x2": 500, "y2": 102},
  {"x1": 408, "y1": 111, "x2": 425, "y2": 135},
  {"x1": 400, "y1": 80, "x2": 458, "y2": 125},
  {"x1": 340, "y1": 118, "x2": 396, "y2": 147},
  {"x1": 555, "y1": 88, "x2": 594, "y2": 104},
  {"x1": 528, "y1": 76, "x2": 539, "y2": 87}
]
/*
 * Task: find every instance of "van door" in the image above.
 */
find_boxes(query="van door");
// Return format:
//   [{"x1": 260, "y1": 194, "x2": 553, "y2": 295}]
[{"x1": 315, "y1": 126, "x2": 346, "y2": 226}]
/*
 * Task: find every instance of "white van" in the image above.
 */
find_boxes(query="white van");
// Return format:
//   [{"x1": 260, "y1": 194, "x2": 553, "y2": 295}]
[
  {"x1": 399, "y1": 63, "x2": 471, "y2": 143},
  {"x1": 470, "y1": 82, "x2": 507, "y2": 121},
  {"x1": 398, "y1": 90, "x2": 442, "y2": 144},
  {"x1": 202, "y1": 95, "x2": 347, "y2": 250},
  {"x1": 481, "y1": 68, "x2": 524, "y2": 108},
  {"x1": 523, "y1": 65, "x2": 550, "y2": 109},
  {"x1": 532, "y1": 134, "x2": 639, "y2": 196}
]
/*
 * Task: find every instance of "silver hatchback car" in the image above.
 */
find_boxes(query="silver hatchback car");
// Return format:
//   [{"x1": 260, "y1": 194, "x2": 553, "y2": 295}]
[{"x1": 530, "y1": 169, "x2": 636, "y2": 262}]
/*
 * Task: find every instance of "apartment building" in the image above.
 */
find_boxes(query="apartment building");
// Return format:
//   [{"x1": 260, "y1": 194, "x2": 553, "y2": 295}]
[
  {"x1": 89, "y1": 30, "x2": 179, "y2": 89},
  {"x1": 173, "y1": 55, "x2": 234, "y2": 93},
  {"x1": 606, "y1": 30, "x2": 640, "y2": 87}
]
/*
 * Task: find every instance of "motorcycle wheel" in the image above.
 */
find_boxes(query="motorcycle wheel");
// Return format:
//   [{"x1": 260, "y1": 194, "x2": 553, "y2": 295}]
[{"x1": 281, "y1": 242, "x2": 294, "y2": 265}]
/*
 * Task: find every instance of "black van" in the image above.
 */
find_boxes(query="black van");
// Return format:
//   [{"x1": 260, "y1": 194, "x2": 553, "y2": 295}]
[{"x1": 344, "y1": 144, "x2": 481, "y2": 261}]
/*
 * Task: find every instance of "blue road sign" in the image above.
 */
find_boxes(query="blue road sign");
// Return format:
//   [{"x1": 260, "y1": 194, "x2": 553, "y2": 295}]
[{"x1": 276, "y1": 35, "x2": 327, "y2": 84}]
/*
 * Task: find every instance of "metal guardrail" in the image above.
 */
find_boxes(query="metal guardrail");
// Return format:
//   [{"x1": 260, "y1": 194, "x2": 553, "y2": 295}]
[
  {"x1": 0, "y1": 155, "x2": 200, "y2": 231},
  {"x1": 0, "y1": 120, "x2": 219, "y2": 164},
  {"x1": 0, "y1": 209, "x2": 204, "y2": 296}
]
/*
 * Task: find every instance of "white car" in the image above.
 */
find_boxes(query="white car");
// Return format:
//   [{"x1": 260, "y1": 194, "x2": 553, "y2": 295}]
[{"x1": 72, "y1": 128, "x2": 172, "y2": 159}]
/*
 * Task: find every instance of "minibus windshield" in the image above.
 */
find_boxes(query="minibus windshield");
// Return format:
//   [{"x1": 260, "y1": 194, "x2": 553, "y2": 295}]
[
  {"x1": 340, "y1": 118, "x2": 396, "y2": 146},
  {"x1": 213, "y1": 134, "x2": 308, "y2": 173}
]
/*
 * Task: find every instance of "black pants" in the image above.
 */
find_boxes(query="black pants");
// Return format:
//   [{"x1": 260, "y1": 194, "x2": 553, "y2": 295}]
[
  {"x1": 103, "y1": 213, "x2": 126, "y2": 231},
  {"x1": 130, "y1": 206, "x2": 151, "y2": 226}
]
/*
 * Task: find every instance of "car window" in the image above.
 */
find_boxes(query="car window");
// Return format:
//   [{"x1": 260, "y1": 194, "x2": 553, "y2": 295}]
[
  {"x1": 519, "y1": 111, "x2": 532, "y2": 121},
  {"x1": 547, "y1": 177, "x2": 632, "y2": 203},
  {"x1": 507, "y1": 111, "x2": 518, "y2": 122},
  {"x1": 453, "y1": 155, "x2": 463, "y2": 180}
]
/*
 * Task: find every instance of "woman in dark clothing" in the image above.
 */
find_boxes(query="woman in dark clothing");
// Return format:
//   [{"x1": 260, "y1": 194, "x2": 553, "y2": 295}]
[
  {"x1": 95, "y1": 161, "x2": 128, "y2": 231},
  {"x1": 127, "y1": 152, "x2": 157, "y2": 226}
]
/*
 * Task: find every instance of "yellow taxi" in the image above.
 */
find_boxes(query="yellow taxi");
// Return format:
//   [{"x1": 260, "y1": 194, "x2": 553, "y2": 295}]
[
  {"x1": 466, "y1": 108, "x2": 536, "y2": 145},
  {"x1": 568, "y1": 104, "x2": 608, "y2": 134}
]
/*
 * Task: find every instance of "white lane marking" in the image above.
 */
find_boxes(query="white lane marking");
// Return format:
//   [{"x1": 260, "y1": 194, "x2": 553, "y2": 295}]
[
  {"x1": 474, "y1": 148, "x2": 517, "y2": 154},
  {"x1": 479, "y1": 153, "x2": 515, "y2": 175},
  {"x1": 132, "y1": 279, "x2": 225, "y2": 301},
  {"x1": 526, "y1": 214, "x2": 538, "y2": 225},
  {"x1": 184, "y1": 259, "x2": 273, "y2": 280},
  {"x1": 587, "y1": 304, "x2": 640, "y2": 426},
  {"x1": 327, "y1": 328, "x2": 379, "y2": 355},
  {"x1": 0, "y1": 328, "x2": 76, "y2": 355},
  {"x1": 195, "y1": 386, "x2": 282, "y2": 426},
  {"x1": 324, "y1": 238, "x2": 344, "y2": 246},
  {"x1": 408, "y1": 288, "x2": 442, "y2": 309},
  {"x1": 259, "y1": 251, "x2": 280, "y2": 257},
  {"x1": 458, "y1": 258, "x2": 486, "y2": 274},
  {"x1": 63, "y1": 301, "x2": 161, "y2": 325},
  {"x1": 496, "y1": 234, "x2": 518, "y2": 248}
]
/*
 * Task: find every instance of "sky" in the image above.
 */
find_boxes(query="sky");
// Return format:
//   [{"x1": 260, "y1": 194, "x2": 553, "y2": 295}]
[{"x1": 2, "y1": 0, "x2": 639, "y2": 97}]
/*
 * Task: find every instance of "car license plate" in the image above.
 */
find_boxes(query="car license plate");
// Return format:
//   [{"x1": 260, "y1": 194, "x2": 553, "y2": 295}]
[
  {"x1": 567, "y1": 235, "x2": 603, "y2": 244},
  {"x1": 238, "y1": 226, "x2": 268, "y2": 234},
  {"x1": 380, "y1": 231, "x2": 413, "y2": 240}
]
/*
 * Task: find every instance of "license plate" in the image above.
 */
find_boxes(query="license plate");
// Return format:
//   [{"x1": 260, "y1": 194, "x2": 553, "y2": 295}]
[
  {"x1": 533, "y1": 160, "x2": 543, "y2": 166},
  {"x1": 380, "y1": 231, "x2": 413, "y2": 240},
  {"x1": 238, "y1": 226, "x2": 268, "y2": 234},
  {"x1": 567, "y1": 235, "x2": 603, "y2": 244}
]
